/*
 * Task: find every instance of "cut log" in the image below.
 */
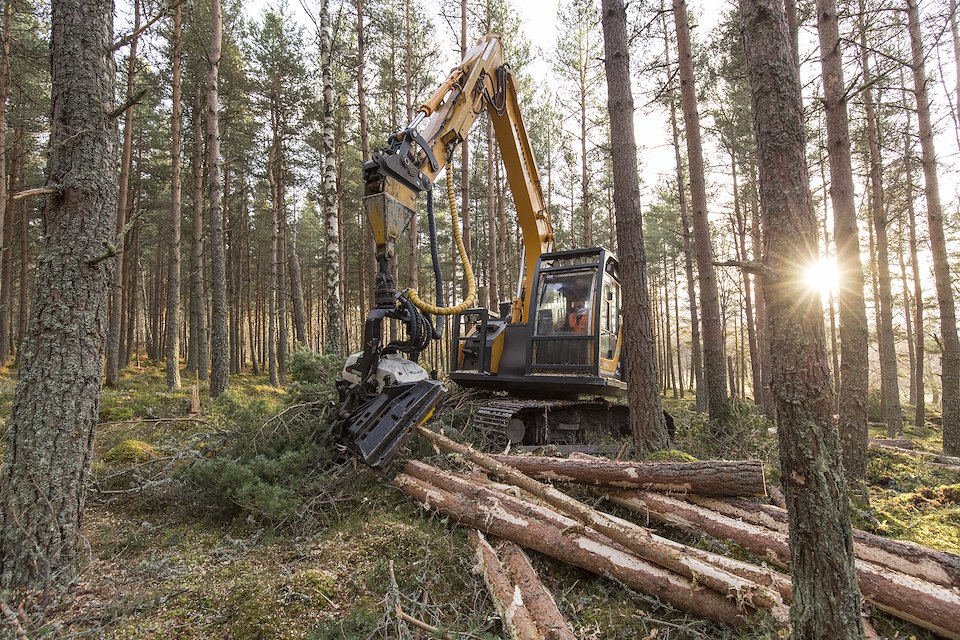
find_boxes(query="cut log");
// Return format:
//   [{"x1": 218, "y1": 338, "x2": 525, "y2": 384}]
[
  {"x1": 686, "y1": 496, "x2": 960, "y2": 590},
  {"x1": 452, "y1": 464, "x2": 794, "y2": 605},
  {"x1": 869, "y1": 437, "x2": 914, "y2": 450},
  {"x1": 393, "y1": 472, "x2": 754, "y2": 628},
  {"x1": 496, "y1": 541, "x2": 577, "y2": 640},
  {"x1": 488, "y1": 453, "x2": 766, "y2": 497},
  {"x1": 868, "y1": 440, "x2": 960, "y2": 471},
  {"x1": 608, "y1": 490, "x2": 960, "y2": 639},
  {"x1": 414, "y1": 428, "x2": 779, "y2": 610},
  {"x1": 469, "y1": 530, "x2": 541, "y2": 640}
]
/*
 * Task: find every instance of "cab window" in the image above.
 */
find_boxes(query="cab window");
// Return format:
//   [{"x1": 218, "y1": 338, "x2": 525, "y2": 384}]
[
  {"x1": 534, "y1": 270, "x2": 596, "y2": 336},
  {"x1": 600, "y1": 275, "x2": 621, "y2": 360}
]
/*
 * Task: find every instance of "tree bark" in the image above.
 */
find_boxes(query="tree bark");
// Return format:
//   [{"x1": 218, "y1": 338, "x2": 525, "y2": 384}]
[
  {"x1": 267, "y1": 146, "x2": 279, "y2": 386},
  {"x1": 105, "y1": 0, "x2": 139, "y2": 386},
  {"x1": 903, "y1": 99, "x2": 925, "y2": 428},
  {"x1": 490, "y1": 454, "x2": 767, "y2": 497},
  {"x1": 496, "y1": 540, "x2": 577, "y2": 640},
  {"x1": 741, "y1": 0, "x2": 865, "y2": 636},
  {"x1": 859, "y1": 10, "x2": 902, "y2": 436},
  {"x1": 189, "y1": 85, "x2": 208, "y2": 381},
  {"x1": 907, "y1": 0, "x2": 960, "y2": 455},
  {"x1": 673, "y1": 0, "x2": 727, "y2": 421},
  {"x1": 814, "y1": 0, "x2": 871, "y2": 480},
  {"x1": 206, "y1": 0, "x2": 228, "y2": 397},
  {"x1": 0, "y1": 0, "x2": 118, "y2": 588},
  {"x1": 0, "y1": 138, "x2": 13, "y2": 362},
  {"x1": 601, "y1": 0, "x2": 669, "y2": 454},
  {"x1": 0, "y1": 0, "x2": 10, "y2": 359},
  {"x1": 321, "y1": 0, "x2": 342, "y2": 357},
  {"x1": 468, "y1": 530, "x2": 541, "y2": 640},
  {"x1": 165, "y1": 2, "x2": 183, "y2": 390}
]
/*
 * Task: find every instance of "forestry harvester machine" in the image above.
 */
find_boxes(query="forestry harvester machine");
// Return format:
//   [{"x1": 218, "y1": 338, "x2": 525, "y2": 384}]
[{"x1": 335, "y1": 34, "x2": 629, "y2": 470}]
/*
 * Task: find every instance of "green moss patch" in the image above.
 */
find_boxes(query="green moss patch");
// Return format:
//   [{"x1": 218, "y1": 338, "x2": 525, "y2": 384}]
[{"x1": 103, "y1": 439, "x2": 160, "y2": 464}]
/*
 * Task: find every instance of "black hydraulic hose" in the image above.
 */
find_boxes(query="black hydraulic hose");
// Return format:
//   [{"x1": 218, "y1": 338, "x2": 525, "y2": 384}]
[{"x1": 426, "y1": 187, "x2": 445, "y2": 339}]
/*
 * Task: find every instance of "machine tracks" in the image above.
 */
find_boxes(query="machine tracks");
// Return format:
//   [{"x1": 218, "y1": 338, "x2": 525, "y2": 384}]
[{"x1": 472, "y1": 397, "x2": 630, "y2": 446}]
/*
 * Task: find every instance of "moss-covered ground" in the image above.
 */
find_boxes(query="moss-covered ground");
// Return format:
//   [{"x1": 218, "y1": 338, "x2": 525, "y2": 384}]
[{"x1": 1, "y1": 363, "x2": 957, "y2": 639}]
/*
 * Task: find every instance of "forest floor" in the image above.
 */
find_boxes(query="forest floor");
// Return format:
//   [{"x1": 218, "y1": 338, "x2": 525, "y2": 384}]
[{"x1": 0, "y1": 359, "x2": 957, "y2": 639}]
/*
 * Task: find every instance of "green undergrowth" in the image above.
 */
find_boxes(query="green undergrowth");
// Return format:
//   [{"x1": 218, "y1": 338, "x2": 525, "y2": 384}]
[
  {"x1": 2, "y1": 364, "x2": 958, "y2": 638},
  {"x1": 858, "y1": 446, "x2": 960, "y2": 553}
]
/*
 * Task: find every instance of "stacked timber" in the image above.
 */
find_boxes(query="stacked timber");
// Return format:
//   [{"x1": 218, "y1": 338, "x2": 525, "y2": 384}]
[{"x1": 399, "y1": 427, "x2": 960, "y2": 639}]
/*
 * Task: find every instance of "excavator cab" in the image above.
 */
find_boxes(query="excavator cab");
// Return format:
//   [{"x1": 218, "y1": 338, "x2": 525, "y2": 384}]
[{"x1": 450, "y1": 247, "x2": 625, "y2": 398}]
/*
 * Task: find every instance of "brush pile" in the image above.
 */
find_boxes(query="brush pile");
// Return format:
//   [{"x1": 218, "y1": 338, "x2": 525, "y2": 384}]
[{"x1": 397, "y1": 427, "x2": 960, "y2": 639}]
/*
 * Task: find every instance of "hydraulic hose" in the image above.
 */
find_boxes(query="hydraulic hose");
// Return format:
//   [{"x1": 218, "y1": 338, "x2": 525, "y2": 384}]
[
  {"x1": 404, "y1": 164, "x2": 476, "y2": 316},
  {"x1": 426, "y1": 187, "x2": 445, "y2": 338}
]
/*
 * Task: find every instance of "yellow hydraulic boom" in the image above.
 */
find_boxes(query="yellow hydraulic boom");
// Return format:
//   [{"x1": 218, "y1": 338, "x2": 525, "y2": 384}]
[{"x1": 336, "y1": 35, "x2": 625, "y2": 470}]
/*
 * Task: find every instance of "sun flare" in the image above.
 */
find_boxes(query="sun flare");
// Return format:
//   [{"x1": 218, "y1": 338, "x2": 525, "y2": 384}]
[{"x1": 804, "y1": 258, "x2": 839, "y2": 297}]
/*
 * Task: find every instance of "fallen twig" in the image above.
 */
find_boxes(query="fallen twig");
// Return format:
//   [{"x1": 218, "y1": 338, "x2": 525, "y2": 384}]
[
  {"x1": 395, "y1": 605, "x2": 454, "y2": 639},
  {"x1": 0, "y1": 598, "x2": 29, "y2": 640}
]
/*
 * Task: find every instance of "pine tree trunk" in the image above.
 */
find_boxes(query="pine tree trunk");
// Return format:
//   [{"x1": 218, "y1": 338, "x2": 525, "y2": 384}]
[
  {"x1": 859, "y1": 16, "x2": 903, "y2": 436},
  {"x1": 189, "y1": 86, "x2": 208, "y2": 380},
  {"x1": 673, "y1": 0, "x2": 727, "y2": 421},
  {"x1": 268, "y1": 144, "x2": 279, "y2": 387},
  {"x1": 662, "y1": 23, "x2": 704, "y2": 408},
  {"x1": 731, "y1": 152, "x2": 761, "y2": 404},
  {"x1": 907, "y1": 0, "x2": 958, "y2": 454},
  {"x1": 899, "y1": 223, "x2": 915, "y2": 406},
  {"x1": 207, "y1": 0, "x2": 228, "y2": 397},
  {"x1": 904, "y1": 105, "x2": 925, "y2": 428},
  {"x1": 0, "y1": 1, "x2": 10, "y2": 357},
  {"x1": 277, "y1": 166, "x2": 288, "y2": 382},
  {"x1": 106, "y1": 0, "x2": 140, "y2": 386},
  {"x1": 287, "y1": 234, "x2": 306, "y2": 347},
  {"x1": 601, "y1": 0, "x2": 669, "y2": 455},
  {"x1": 749, "y1": 163, "x2": 775, "y2": 417},
  {"x1": 740, "y1": 1, "x2": 866, "y2": 636},
  {"x1": 0, "y1": 0, "x2": 118, "y2": 588},
  {"x1": 16, "y1": 173, "x2": 28, "y2": 352},
  {"x1": 165, "y1": 2, "x2": 183, "y2": 390},
  {"x1": 125, "y1": 216, "x2": 139, "y2": 363},
  {"x1": 0, "y1": 145, "x2": 14, "y2": 363},
  {"x1": 815, "y1": 0, "x2": 870, "y2": 479}
]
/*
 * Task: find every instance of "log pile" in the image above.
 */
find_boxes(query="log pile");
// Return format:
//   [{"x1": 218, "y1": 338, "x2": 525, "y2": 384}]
[{"x1": 399, "y1": 427, "x2": 960, "y2": 639}]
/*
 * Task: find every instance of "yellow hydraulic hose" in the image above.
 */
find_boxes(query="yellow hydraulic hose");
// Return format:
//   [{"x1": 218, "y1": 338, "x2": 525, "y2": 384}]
[{"x1": 404, "y1": 166, "x2": 476, "y2": 316}]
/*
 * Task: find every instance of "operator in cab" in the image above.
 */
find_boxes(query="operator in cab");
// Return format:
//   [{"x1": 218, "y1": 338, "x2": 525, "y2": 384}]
[{"x1": 568, "y1": 300, "x2": 589, "y2": 334}]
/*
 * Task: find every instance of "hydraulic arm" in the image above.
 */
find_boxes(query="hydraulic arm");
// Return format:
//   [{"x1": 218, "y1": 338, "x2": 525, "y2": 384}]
[{"x1": 335, "y1": 34, "x2": 555, "y2": 470}]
